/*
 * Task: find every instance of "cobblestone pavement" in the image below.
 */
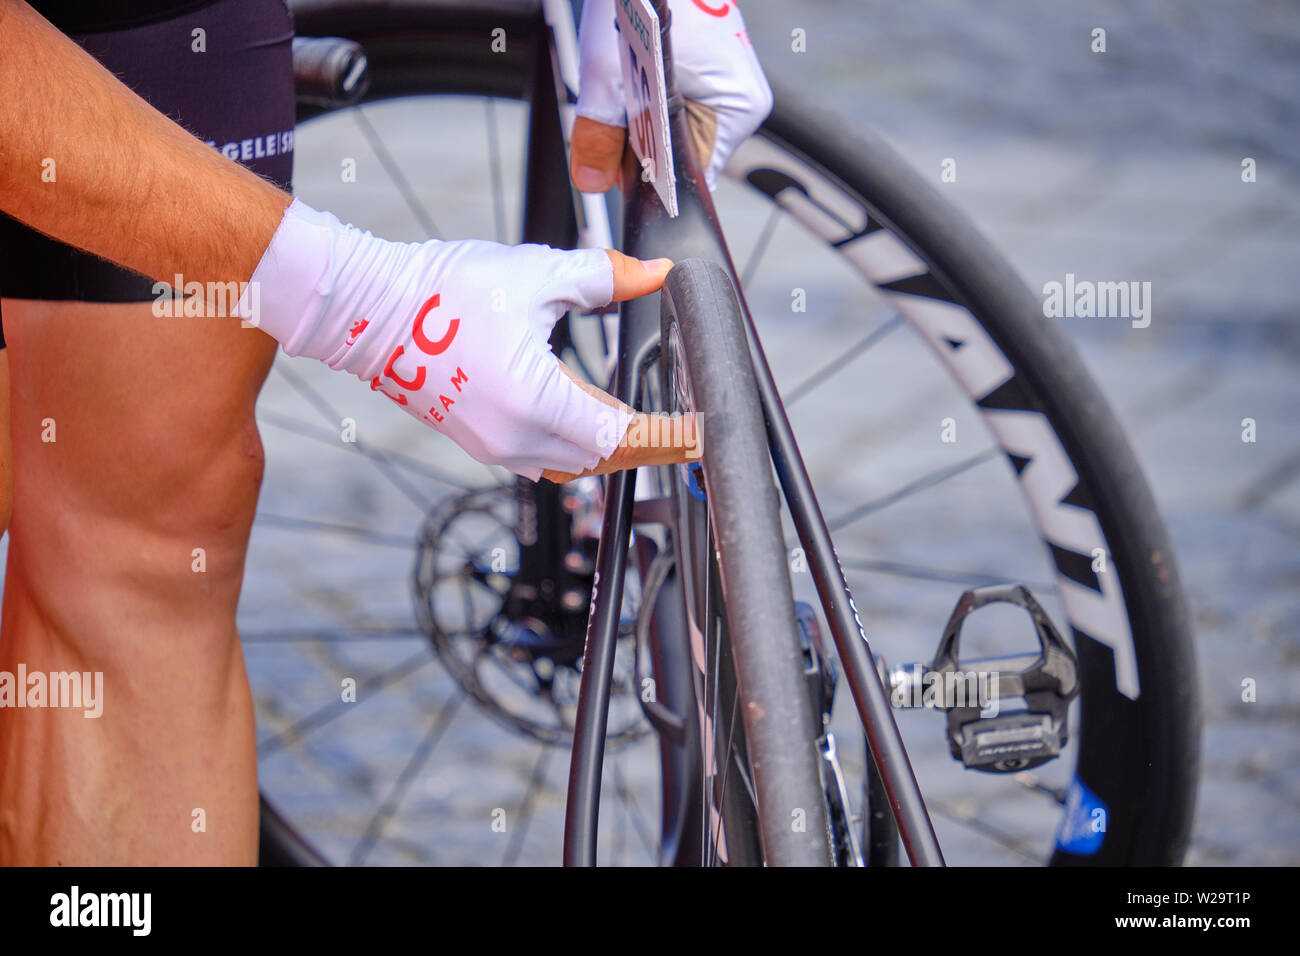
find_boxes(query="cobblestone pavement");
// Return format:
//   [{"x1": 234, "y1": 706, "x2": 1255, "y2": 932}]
[
  {"x1": 752, "y1": 0, "x2": 1300, "y2": 866},
  {"x1": 4, "y1": 1, "x2": 1295, "y2": 866}
]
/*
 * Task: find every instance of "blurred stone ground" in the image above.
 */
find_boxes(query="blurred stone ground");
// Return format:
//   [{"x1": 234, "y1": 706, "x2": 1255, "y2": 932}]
[{"x1": 2, "y1": 0, "x2": 1295, "y2": 865}]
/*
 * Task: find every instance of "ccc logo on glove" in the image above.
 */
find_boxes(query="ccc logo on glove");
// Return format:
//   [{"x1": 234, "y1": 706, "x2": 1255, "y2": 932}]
[
  {"x1": 692, "y1": 0, "x2": 731, "y2": 17},
  {"x1": 411, "y1": 294, "x2": 460, "y2": 355},
  {"x1": 370, "y1": 293, "x2": 467, "y2": 422}
]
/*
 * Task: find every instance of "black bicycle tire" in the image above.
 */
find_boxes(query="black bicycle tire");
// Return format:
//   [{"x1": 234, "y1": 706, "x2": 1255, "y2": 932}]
[
  {"x1": 275, "y1": 0, "x2": 1200, "y2": 867},
  {"x1": 660, "y1": 259, "x2": 834, "y2": 867}
]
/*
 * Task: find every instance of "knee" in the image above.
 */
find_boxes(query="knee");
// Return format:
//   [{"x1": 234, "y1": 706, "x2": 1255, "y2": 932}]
[
  {"x1": 67, "y1": 409, "x2": 269, "y2": 578},
  {"x1": 159, "y1": 413, "x2": 267, "y2": 547},
  {"x1": 99, "y1": 415, "x2": 265, "y2": 618}
]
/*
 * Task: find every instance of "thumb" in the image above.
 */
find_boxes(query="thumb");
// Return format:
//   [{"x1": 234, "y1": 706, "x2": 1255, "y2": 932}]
[
  {"x1": 532, "y1": 248, "x2": 672, "y2": 321},
  {"x1": 607, "y1": 250, "x2": 674, "y2": 301},
  {"x1": 571, "y1": 116, "x2": 627, "y2": 193}
]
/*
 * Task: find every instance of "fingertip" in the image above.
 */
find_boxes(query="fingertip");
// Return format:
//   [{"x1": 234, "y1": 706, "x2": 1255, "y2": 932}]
[
  {"x1": 636, "y1": 256, "x2": 674, "y2": 294},
  {"x1": 570, "y1": 116, "x2": 626, "y2": 193},
  {"x1": 573, "y1": 164, "x2": 615, "y2": 193},
  {"x1": 605, "y1": 250, "x2": 675, "y2": 300}
]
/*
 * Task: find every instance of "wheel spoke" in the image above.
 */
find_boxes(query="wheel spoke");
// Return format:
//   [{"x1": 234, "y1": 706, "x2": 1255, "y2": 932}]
[
  {"x1": 241, "y1": 625, "x2": 423, "y2": 643},
  {"x1": 702, "y1": 529, "x2": 719, "y2": 866},
  {"x1": 739, "y1": 204, "x2": 783, "y2": 289},
  {"x1": 458, "y1": 576, "x2": 478, "y2": 633},
  {"x1": 259, "y1": 407, "x2": 480, "y2": 491},
  {"x1": 1235, "y1": 440, "x2": 1300, "y2": 511},
  {"x1": 609, "y1": 756, "x2": 657, "y2": 863},
  {"x1": 352, "y1": 105, "x2": 443, "y2": 239},
  {"x1": 253, "y1": 512, "x2": 412, "y2": 548},
  {"x1": 501, "y1": 746, "x2": 552, "y2": 866},
  {"x1": 707, "y1": 605, "x2": 723, "y2": 866},
  {"x1": 484, "y1": 98, "x2": 507, "y2": 243},
  {"x1": 1012, "y1": 770, "x2": 1069, "y2": 805},
  {"x1": 476, "y1": 641, "x2": 546, "y2": 702},
  {"x1": 729, "y1": 742, "x2": 759, "y2": 810},
  {"x1": 430, "y1": 505, "x2": 518, "y2": 578},
  {"x1": 837, "y1": 555, "x2": 1057, "y2": 594},
  {"x1": 785, "y1": 314, "x2": 906, "y2": 406},
  {"x1": 827, "y1": 447, "x2": 1002, "y2": 532},
  {"x1": 463, "y1": 516, "x2": 515, "y2": 562},
  {"x1": 928, "y1": 797, "x2": 1047, "y2": 865},
  {"x1": 257, "y1": 650, "x2": 435, "y2": 759},
  {"x1": 710, "y1": 670, "x2": 742, "y2": 865},
  {"x1": 348, "y1": 690, "x2": 465, "y2": 865},
  {"x1": 271, "y1": 361, "x2": 440, "y2": 511}
]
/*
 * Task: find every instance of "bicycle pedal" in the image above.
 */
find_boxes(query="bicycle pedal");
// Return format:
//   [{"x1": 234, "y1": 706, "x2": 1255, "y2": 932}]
[{"x1": 892, "y1": 584, "x2": 1080, "y2": 774}]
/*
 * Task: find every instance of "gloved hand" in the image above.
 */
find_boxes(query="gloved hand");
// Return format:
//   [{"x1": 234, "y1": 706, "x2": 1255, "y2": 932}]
[
  {"x1": 241, "y1": 198, "x2": 676, "y2": 481},
  {"x1": 572, "y1": 0, "x2": 773, "y2": 193}
]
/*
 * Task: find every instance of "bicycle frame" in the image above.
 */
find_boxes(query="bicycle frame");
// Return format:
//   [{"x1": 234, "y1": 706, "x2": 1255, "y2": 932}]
[{"x1": 514, "y1": 0, "x2": 944, "y2": 866}]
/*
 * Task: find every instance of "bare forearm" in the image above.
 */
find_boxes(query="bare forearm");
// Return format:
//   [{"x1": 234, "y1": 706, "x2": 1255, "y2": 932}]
[{"x1": 0, "y1": 0, "x2": 290, "y2": 286}]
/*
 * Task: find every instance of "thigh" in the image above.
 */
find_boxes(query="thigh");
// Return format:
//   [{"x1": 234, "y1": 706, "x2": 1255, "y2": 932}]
[
  {"x1": 0, "y1": 0, "x2": 295, "y2": 608},
  {"x1": 0, "y1": 0, "x2": 294, "y2": 518}
]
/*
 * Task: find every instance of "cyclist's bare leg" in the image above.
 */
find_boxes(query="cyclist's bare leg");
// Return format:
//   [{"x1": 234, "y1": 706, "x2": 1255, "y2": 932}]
[
  {"x1": 0, "y1": 349, "x2": 11, "y2": 533},
  {"x1": 0, "y1": 298, "x2": 275, "y2": 865}
]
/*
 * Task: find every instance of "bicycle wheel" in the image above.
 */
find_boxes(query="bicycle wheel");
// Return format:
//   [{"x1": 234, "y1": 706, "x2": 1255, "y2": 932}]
[
  {"x1": 253, "y1": 0, "x2": 1198, "y2": 865},
  {"x1": 657, "y1": 258, "x2": 834, "y2": 866}
]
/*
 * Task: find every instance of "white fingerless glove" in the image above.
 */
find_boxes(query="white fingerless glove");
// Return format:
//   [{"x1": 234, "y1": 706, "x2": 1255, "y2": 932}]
[
  {"x1": 241, "y1": 199, "x2": 633, "y2": 480},
  {"x1": 577, "y1": 0, "x2": 773, "y2": 190}
]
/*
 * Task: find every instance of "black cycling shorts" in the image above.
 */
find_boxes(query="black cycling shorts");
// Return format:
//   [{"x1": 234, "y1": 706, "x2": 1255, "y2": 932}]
[{"x1": 0, "y1": 0, "x2": 296, "y2": 348}]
